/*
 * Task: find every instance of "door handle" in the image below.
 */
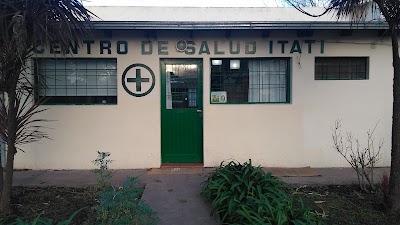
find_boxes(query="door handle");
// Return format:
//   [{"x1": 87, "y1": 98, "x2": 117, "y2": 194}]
[{"x1": 197, "y1": 110, "x2": 203, "y2": 113}]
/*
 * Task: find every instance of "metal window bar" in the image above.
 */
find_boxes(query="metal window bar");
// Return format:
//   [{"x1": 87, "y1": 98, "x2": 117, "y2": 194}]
[
  {"x1": 166, "y1": 64, "x2": 198, "y2": 109},
  {"x1": 36, "y1": 58, "x2": 117, "y2": 104},
  {"x1": 315, "y1": 57, "x2": 368, "y2": 80}
]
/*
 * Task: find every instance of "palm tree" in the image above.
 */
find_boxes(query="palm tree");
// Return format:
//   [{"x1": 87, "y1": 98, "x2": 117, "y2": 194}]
[
  {"x1": 0, "y1": 0, "x2": 93, "y2": 214},
  {"x1": 285, "y1": 0, "x2": 400, "y2": 212}
]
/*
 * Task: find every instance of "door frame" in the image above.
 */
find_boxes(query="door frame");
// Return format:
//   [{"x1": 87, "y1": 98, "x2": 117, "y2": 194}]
[{"x1": 160, "y1": 58, "x2": 204, "y2": 163}]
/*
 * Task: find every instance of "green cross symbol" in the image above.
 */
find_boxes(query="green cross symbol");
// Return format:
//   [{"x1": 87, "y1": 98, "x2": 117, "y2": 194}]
[{"x1": 127, "y1": 69, "x2": 150, "y2": 92}]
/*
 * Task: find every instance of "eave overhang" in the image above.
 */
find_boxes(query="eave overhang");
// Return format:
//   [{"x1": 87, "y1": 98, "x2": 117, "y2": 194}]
[{"x1": 92, "y1": 21, "x2": 389, "y2": 30}]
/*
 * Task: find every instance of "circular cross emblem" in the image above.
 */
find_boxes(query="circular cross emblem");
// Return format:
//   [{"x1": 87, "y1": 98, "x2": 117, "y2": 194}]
[{"x1": 122, "y1": 64, "x2": 155, "y2": 97}]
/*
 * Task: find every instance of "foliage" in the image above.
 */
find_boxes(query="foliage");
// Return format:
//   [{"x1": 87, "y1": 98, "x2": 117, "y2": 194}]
[
  {"x1": 202, "y1": 160, "x2": 325, "y2": 225},
  {"x1": 92, "y1": 151, "x2": 114, "y2": 189},
  {"x1": 91, "y1": 152, "x2": 159, "y2": 225},
  {"x1": 96, "y1": 177, "x2": 159, "y2": 225},
  {"x1": 0, "y1": 0, "x2": 94, "y2": 214},
  {"x1": 331, "y1": 120, "x2": 383, "y2": 191},
  {"x1": 0, "y1": 208, "x2": 85, "y2": 225}
]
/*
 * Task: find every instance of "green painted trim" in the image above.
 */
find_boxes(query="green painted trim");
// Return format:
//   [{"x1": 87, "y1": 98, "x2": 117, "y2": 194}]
[
  {"x1": 33, "y1": 57, "x2": 119, "y2": 105},
  {"x1": 209, "y1": 57, "x2": 292, "y2": 104},
  {"x1": 160, "y1": 58, "x2": 204, "y2": 163}
]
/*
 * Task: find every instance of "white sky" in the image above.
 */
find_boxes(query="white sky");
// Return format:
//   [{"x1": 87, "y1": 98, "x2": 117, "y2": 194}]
[{"x1": 82, "y1": 0, "x2": 285, "y2": 7}]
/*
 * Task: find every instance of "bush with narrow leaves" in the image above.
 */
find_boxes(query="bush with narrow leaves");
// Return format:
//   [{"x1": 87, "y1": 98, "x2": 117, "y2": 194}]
[
  {"x1": 202, "y1": 160, "x2": 325, "y2": 225},
  {"x1": 96, "y1": 177, "x2": 159, "y2": 225}
]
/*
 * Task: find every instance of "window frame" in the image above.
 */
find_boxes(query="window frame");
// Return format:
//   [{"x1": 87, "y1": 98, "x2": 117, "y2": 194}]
[
  {"x1": 314, "y1": 56, "x2": 369, "y2": 80},
  {"x1": 34, "y1": 57, "x2": 118, "y2": 105},
  {"x1": 210, "y1": 57, "x2": 291, "y2": 105}
]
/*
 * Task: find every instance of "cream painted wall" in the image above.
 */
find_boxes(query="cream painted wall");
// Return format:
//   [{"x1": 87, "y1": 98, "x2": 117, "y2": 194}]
[{"x1": 14, "y1": 30, "x2": 393, "y2": 169}]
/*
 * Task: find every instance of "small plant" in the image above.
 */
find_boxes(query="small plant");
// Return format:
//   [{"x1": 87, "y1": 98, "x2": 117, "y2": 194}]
[
  {"x1": 92, "y1": 151, "x2": 113, "y2": 189},
  {"x1": 202, "y1": 160, "x2": 325, "y2": 225},
  {"x1": 91, "y1": 152, "x2": 159, "y2": 225},
  {"x1": 331, "y1": 120, "x2": 384, "y2": 191},
  {"x1": 96, "y1": 177, "x2": 159, "y2": 225}
]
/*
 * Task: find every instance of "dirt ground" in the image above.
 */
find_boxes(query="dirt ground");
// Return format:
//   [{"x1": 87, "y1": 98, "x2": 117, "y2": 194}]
[
  {"x1": 8, "y1": 186, "x2": 98, "y2": 224},
  {"x1": 290, "y1": 185, "x2": 398, "y2": 225},
  {"x1": 2, "y1": 185, "x2": 399, "y2": 225}
]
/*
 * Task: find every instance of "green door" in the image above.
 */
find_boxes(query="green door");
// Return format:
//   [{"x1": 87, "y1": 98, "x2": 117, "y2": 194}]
[{"x1": 161, "y1": 59, "x2": 203, "y2": 163}]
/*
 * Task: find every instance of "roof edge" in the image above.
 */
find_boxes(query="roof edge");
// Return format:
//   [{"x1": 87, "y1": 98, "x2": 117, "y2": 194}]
[{"x1": 92, "y1": 21, "x2": 388, "y2": 30}]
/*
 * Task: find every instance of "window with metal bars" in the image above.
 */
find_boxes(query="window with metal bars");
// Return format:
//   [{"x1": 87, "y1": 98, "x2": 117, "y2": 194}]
[
  {"x1": 210, "y1": 58, "x2": 290, "y2": 104},
  {"x1": 315, "y1": 57, "x2": 368, "y2": 80},
  {"x1": 35, "y1": 58, "x2": 117, "y2": 104}
]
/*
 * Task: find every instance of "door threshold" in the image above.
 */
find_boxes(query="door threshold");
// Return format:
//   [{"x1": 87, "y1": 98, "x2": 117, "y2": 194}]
[{"x1": 161, "y1": 163, "x2": 204, "y2": 168}]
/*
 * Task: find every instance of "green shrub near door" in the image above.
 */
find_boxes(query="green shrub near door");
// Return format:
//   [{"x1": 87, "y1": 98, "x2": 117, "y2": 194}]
[{"x1": 201, "y1": 160, "x2": 325, "y2": 225}]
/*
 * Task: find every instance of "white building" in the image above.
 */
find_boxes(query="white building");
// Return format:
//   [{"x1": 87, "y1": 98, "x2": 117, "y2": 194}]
[{"x1": 12, "y1": 6, "x2": 392, "y2": 169}]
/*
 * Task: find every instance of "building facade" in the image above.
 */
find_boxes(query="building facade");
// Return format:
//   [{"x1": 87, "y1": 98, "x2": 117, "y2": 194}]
[{"x1": 13, "y1": 6, "x2": 393, "y2": 169}]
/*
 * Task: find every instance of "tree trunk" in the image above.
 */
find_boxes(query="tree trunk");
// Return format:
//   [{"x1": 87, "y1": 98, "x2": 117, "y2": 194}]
[
  {"x1": 0, "y1": 86, "x2": 17, "y2": 215},
  {"x1": 0, "y1": 158, "x2": 3, "y2": 203},
  {"x1": 388, "y1": 24, "x2": 400, "y2": 213}
]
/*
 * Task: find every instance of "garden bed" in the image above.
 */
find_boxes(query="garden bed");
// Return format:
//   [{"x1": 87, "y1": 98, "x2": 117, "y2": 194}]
[
  {"x1": 2, "y1": 184, "x2": 399, "y2": 225},
  {"x1": 8, "y1": 186, "x2": 98, "y2": 224},
  {"x1": 289, "y1": 185, "x2": 398, "y2": 225}
]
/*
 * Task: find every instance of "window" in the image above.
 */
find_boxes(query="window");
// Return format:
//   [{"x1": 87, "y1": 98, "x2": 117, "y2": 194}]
[
  {"x1": 315, "y1": 57, "x2": 368, "y2": 80},
  {"x1": 210, "y1": 58, "x2": 290, "y2": 104},
  {"x1": 35, "y1": 58, "x2": 117, "y2": 104}
]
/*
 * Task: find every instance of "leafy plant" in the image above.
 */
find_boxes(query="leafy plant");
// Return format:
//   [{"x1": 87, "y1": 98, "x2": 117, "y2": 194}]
[
  {"x1": 92, "y1": 151, "x2": 113, "y2": 189},
  {"x1": 202, "y1": 160, "x2": 325, "y2": 225},
  {"x1": 96, "y1": 177, "x2": 159, "y2": 225}
]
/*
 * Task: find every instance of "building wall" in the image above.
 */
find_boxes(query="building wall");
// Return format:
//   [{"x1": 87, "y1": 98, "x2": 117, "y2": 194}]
[{"x1": 14, "y1": 30, "x2": 393, "y2": 169}]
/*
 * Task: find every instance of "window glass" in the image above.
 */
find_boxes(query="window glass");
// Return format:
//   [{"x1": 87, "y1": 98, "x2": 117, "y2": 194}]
[
  {"x1": 210, "y1": 58, "x2": 290, "y2": 104},
  {"x1": 315, "y1": 57, "x2": 368, "y2": 80},
  {"x1": 35, "y1": 58, "x2": 117, "y2": 104}
]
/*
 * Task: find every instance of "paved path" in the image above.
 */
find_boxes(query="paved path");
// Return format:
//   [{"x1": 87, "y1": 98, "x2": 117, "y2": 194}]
[
  {"x1": 142, "y1": 173, "x2": 218, "y2": 225},
  {"x1": 12, "y1": 167, "x2": 390, "y2": 225}
]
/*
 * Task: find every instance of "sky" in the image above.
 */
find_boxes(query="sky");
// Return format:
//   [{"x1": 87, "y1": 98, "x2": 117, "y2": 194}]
[{"x1": 82, "y1": 0, "x2": 285, "y2": 7}]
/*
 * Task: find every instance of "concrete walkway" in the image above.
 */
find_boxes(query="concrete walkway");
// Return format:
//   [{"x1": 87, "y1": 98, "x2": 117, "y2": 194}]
[{"x1": 12, "y1": 167, "x2": 390, "y2": 225}]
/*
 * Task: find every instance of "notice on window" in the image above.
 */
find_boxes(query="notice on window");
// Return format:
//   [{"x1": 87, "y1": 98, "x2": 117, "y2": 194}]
[{"x1": 211, "y1": 91, "x2": 227, "y2": 103}]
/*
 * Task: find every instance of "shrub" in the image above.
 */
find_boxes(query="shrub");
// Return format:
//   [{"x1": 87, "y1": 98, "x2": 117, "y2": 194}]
[
  {"x1": 96, "y1": 177, "x2": 159, "y2": 225},
  {"x1": 91, "y1": 152, "x2": 159, "y2": 225},
  {"x1": 202, "y1": 160, "x2": 325, "y2": 225}
]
